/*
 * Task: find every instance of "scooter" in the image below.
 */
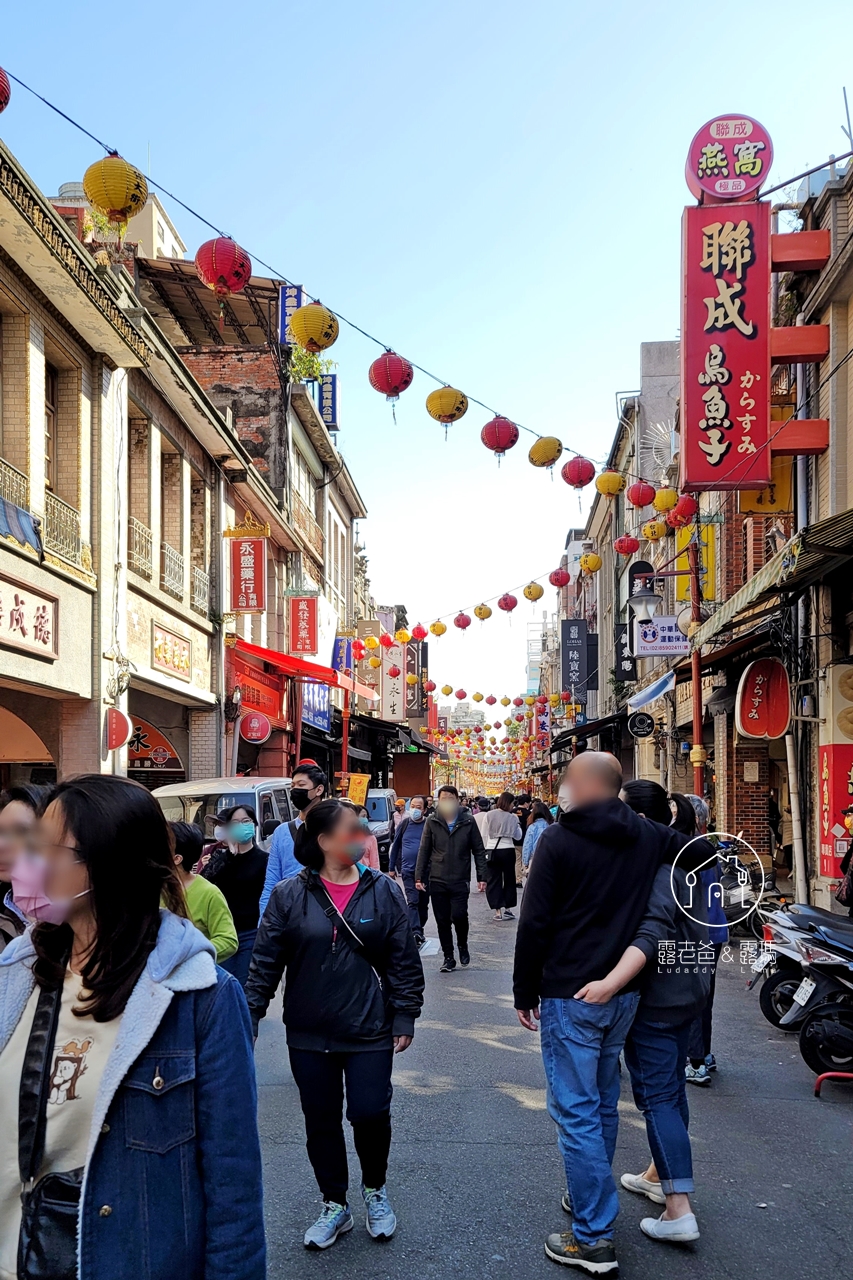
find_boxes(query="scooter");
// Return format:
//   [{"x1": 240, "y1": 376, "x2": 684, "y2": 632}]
[
  {"x1": 748, "y1": 905, "x2": 806, "y2": 1027},
  {"x1": 792, "y1": 929, "x2": 853, "y2": 1074}
]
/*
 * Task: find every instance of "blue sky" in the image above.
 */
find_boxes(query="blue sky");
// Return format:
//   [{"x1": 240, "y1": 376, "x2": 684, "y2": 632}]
[{"x1": 2, "y1": 0, "x2": 852, "y2": 695}]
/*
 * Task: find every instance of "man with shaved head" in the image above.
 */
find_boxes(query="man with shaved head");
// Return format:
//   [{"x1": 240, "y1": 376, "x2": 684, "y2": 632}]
[{"x1": 513, "y1": 751, "x2": 699, "y2": 1275}]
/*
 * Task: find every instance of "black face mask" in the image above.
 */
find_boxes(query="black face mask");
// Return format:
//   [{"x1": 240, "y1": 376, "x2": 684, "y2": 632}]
[{"x1": 290, "y1": 787, "x2": 312, "y2": 812}]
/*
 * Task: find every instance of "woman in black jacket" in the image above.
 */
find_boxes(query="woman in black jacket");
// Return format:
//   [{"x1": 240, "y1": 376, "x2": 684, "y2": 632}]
[{"x1": 245, "y1": 799, "x2": 424, "y2": 1252}]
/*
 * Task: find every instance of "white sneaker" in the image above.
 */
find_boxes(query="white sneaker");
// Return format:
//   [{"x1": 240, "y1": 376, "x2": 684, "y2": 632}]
[
  {"x1": 620, "y1": 1172, "x2": 666, "y2": 1205},
  {"x1": 640, "y1": 1211, "x2": 700, "y2": 1244},
  {"x1": 303, "y1": 1201, "x2": 353, "y2": 1249}
]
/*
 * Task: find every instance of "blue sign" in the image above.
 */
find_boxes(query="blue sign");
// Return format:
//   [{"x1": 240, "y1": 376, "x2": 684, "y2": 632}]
[
  {"x1": 319, "y1": 374, "x2": 339, "y2": 431},
  {"x1": 279, "y1": 284, "x2": 303, "y2": 345},
  {"x1": 331, "y1": 636, "x2": 351, "y2": 673},
  {"x1": 302, "y1": 679, "x2": 330, "y2": 733}
]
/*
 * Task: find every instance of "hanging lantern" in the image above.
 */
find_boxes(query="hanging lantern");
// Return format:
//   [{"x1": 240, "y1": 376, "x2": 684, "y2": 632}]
[
  {"x1": 614, "y1": 535, "x2": 640, "y2": 556},
  {"x1": 524, "y1": 696, "x2": 536, "y2": 706},
  {"x1": 441, "y1": 684, "x2": 453, "y2": 696},
  {"x1": 395, "y1": 628, "x2": 411, "y2": 644},
  {"x1": 668, "y1": 494, "x2": 699, "y2": 527},
  {"x1": 513, "y1": 696, "x2": 524, "y2": 707},
  {"x1": 427, "y1": 386, "x2": 468, "y2": 425},
  {"x1": 536, "y1": 694, "x2": 548, "y2": 705},
  {"x1": 500, "y1": 696, "x2": 511, "y2": 707},
  {"x1": 550, "y1": 693, "x2": 561, "y2": 707},
  {"x1": 504, "y1": 718, "x2": 512, "y2": 727},
  {"x1": 498, "y1": 593, "x2": 518, "y2": 614},
  {"x1": 528, "y1": 436, "x2": 563, "y2": 469},
  {"x1": 626, "y1": 480, "x2": 656, "y2": 509},
  {"x1": 369, "y1": 351, "x2": 414, "y2": 402},
  {"x1": 455, "y1": 689, "x2": 467, "y2": 700},
  {"x1": 289, "y1": 301, "x2": 339, "y2": 352},
  {"x1": 379, "y1": 633, "x2": 395, "y2": 650},
  {"x1": 474, "y1": 603, "x2": 492, "y2": 621},
  {"x1": 454, "y1": 612, "x2": 472, "y2": 631},
  {"x1": 387, "y1": 664, "x2": 402, "y2": 679},
  {"x1": 481, "y1": 416, "x2": 519, "y2": 459},
  {"x1": 406, "y1": 673, "x2": 418, "y2": 686},
  {"x1": 369, "y1": 656, "x2": 381, "y2": 669},
  {"x1": 473, "y1": 692, "x2": 484, "y2": 702},
  {"x1": 194, "y1": 239, "x2": 252, "y2": 330},
  {"x1": 411, "y1": 623, "x2": 428, "y2": 642},
  {"x1": 561, "y1": 456, "x2": 596, "y2": 489},
  {"x1": 580, "y1": 552, "x2": 603, "y2": 574},
  {"x1": 364, "y1": 635, "x2": 380, "y2": 650},
  {"x1": 595, "y1": 468, "x2": 626, "y2": 498},
  {"x1": 0, "y1": 69, "x2": 10, "y2": 115},
  {"x1": 523, "y1": 582, "x2": 545, "y2": 602},
  {"x1": 642, "y1": 518, "x2": 667, "y2": 542},
  {"x1": 494, "y1": 720, "x2": 502, "y2": 729},
  {"x1": 561, "y1": 690, "x2": 572, "y2": 703},
  {"x1": 424, "y1": 679, "x2": 437, "y2": 693},
  {"x1": 515, "y1": 713, "x2": 525, "y2": 723},
  {"x1": 549, "y1": 568, "x2": 571, "y2": 588},
  {"x1": 83, "y1": 153, "x2": 148, "y2": 225},
  {"x1": 653, "y1": 486, "x2": 678, "y2": 513},
  {"x1": 486, "y1": 695, "x2": 497, "y2": 706}
]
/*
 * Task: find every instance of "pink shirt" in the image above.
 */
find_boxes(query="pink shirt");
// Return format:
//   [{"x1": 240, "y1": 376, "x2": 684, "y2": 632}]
[
  {"x1": 360, "y1": 834, "x2": 380, "y2": 869},
  {"x1": 320, "y1": 876, "x2": 360, "y2": 915}
]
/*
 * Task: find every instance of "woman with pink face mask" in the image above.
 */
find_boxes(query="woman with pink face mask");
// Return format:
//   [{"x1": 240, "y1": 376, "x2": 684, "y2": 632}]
[{"x1": 0, "y1": 785, "x2": 54, "y2": 950}]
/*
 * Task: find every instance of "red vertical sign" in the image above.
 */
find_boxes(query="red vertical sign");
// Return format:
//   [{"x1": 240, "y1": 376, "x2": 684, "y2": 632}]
[
  {"x1": 230, "y1": 537, "x2": 267, "y2": 613},
  {"x1": 680, "y1": 199, "x2": 771, "y2": 491},
  {"x1": 288, "y1": 595, "x2": 319, "y2": 655},
  {"x1": 819, "y1": 745, "x2": 853, "y2": 879}
]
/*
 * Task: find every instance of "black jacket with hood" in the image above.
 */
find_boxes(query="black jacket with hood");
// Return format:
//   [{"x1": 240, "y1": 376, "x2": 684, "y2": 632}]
[
  {"x1": 629, "y1": 865, "x2": 712, "y2": 1025},
  {"x1": 245, "y1": 865, "x2": 425, "y2": 1050},
  {"x1": 513, "y1": 798, "x2": 712, "y2": 1009},
  {"x1": 415, "y1": 807, "x2": 488, "y2": 887}
]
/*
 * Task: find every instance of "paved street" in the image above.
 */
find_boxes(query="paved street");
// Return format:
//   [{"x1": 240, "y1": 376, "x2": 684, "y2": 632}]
[{"x1": 256, "y1": 895, "x2": 852, "y2": 1280}]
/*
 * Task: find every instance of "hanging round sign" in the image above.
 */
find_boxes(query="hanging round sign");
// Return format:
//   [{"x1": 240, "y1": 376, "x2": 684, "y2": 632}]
[
  {"x1": 105, "y1": 707, "x2": 134, "y2": 752},
  {"x1": 686, "y1": 115, "x2": 773, "y2": 201},
  {"x1": 734, "y1": 658, "x2": 791, "y2": 739},
  {"x1": 628, "y1": 712, "x2": 656, "y2": 739},
  {"x1": 239, "y1": 712, "x2": 273, "y2": 745}
]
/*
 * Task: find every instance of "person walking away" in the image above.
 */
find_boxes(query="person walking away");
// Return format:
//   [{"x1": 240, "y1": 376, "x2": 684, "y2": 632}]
[
  {"x1": 513, "y1": 794, "x2": 531, "y2": 886},
  {"x1": 0, "y1": 785, "x2": 54, "y2": 949},
  {"x1": 389, "y1": 796, "x2": 429, "y2": 945},
  {"x1": 576, "y1": 779, "x2": 709, "y2": 1245},
  {"x1": 246, "y1": 800, "x2": 424, "y2": 1250},
  {"x1": 416, "y1": 786, "x2": 487, "y2": 972},
  {"x1": 202, "y1": 805, "x2": 267, "y2": 988},
  {"x1": 0, "y1": 774, "x2": 264, "y2": 1279},
  {"x1": 482, "y1": 793, "x2": 522, "y2": 920},
  {"x1": 513, "y1": 753, "x2": 711, "y2": 1275},
  {"x1": 170, "y1": 821, "x2": 238, "y2": 963},
  {"x1": 355, "y1": 807, "x2": 381, "y2": 869},
  {"x1": 473, "y1": 797, "x2": 491, "y2": 840},
  {"x1": 260, "y1": 764, "x2": 327, "y2": 917},
  {"x1": 522, "y1": 800, "x2": 553, "y2": 878},
  {"x1": 779, "y1": 801, "x2": 794, "y2": 875}
]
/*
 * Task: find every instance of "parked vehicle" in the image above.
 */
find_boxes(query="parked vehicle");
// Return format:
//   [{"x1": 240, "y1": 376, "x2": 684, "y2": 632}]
[
  {"x1": 791, "y1": 928, "x2": 853, "y2": 1074},
  {"x1": 365, "y1": 787, "x2": 398, "y2": 868},
  {"x1": 750, "y1": 905, "x2": 810, "y2": 1027},
  {"x1": 153, "y1": 777, "x2": 294, "y2": 850}
]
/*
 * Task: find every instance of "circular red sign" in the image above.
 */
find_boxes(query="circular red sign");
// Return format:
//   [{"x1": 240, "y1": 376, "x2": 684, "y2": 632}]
[
  {"x1": 735, "y1": 658, "x2": 791, "y2": 739},
  {"x1": 686, "y1": 115, "x2": 773, "y2": 201},
  {"x1": 105, "y1": 707, "x2": 134, "y2": 752},
  {"x1": 150, "y1": 746, "x2": 171, "y2": 765},
  {"x1": 240, "y1": 712, "x2": 273, "y2": 745}
]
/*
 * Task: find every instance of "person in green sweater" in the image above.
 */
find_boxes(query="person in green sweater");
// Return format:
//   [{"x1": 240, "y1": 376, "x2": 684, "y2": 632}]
[{"x1": 170, "y1": 821, "x2": 238, "y2": 963}]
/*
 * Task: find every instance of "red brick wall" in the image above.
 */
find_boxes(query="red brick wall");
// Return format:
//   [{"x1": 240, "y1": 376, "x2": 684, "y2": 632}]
[
  {"x1": 714, "y1": 712, "x2": 771, "y2": 862},
  {"x1": 178, "y1": 346, "x2": 283, "y2": 481}
]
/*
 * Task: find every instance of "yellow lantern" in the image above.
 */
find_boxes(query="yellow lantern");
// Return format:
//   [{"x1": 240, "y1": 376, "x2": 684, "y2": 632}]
[
  {"x1": 525, "y1": 696, "x2": 536, "y2": 706},
  {"x1": 406, "y1": 673, "x2": 418, "y2": 686},
  {"x1": 528, "y1": 436, "x2": 563, "y2": 469},
  {"x1": 500, "y1": 696, "x2": 511, "y2": 707},
  {"x1": 473, "y1": 692, "x2": 484, "y2": 702},
  {"x1": 580, "y1": 552, "x2": 603, "y2": 574},
  {"x1": 523, "y1": 582, "x2": 545, "y2": 602},
  {"x1": 653, "y1": 486, "x2": 678, "y2": 513},
  {"x1": 364, "y1": 635, "x2": 380, "y2": 650},
  {"x1": 595, "y1": 468, "x2": 626, "y2": 498},
  {"x1": 430, "y1": 621, "x2": 447, "y2": 637},
  {"x1": 549, "y1": 693, "x2": 561, "y2": 707},
  {"x1": 395, "y1": 628, "x2": 411, "y2": 644},
  {"x1": 369, "y1": 656, "x2": 381, "y2": 669},
  {"x1": 441, "y1": 684, "x2": 453, "y2": 696},
  {"x1": 525, "y1": 710, "x2": 534, "y2": 719},
  {"x1": 289, "y1": 302, "x2": 339, "y2": 352},
  {"x1": 83, "y1": 154, "x2": 148, "y2": 224},
  {"x1": 426, "y1": 386, "x2": 468, "y2": 423},
  {"x1": 642, "y1": 518, "x2": 667, "y2": 542},
  {"x1": 474, "y1": 603, "x2": 492, "y2": 621},
  {"x1": 504, "y1": 718, "x2": 512, "y2": 726}
]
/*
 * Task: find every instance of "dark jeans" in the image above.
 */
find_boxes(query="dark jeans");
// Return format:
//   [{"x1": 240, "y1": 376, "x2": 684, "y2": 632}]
[
  {"x1": 289, "y1": 1047, "x2": 394, "y2": 1205},
  {"x1": 430, "y1": 880, "x2": 469, "y2": 958},
  {"x1": 624, "y1": 1015, "x2": 694, "y2": 1195},
  {"x1": 401, "y1": 870, "x2": 429, "y2": 935},
  {"x1": 485, "y1": 847, "x2": 517, "y2": 910},
  {"x1": 221, "y1": 928, "x2": 257, "y2": 989},
  {"x1": 688, "y1": 944, "x2": 720, "y2": 1063}
]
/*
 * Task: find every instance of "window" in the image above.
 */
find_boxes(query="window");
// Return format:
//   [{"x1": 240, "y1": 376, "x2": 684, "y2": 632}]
[
  {"x1": 157, "y1": 221, "x2": 165, "y2": 244},
  {"x1": 44, "y1": 364, "x2": 58, "y2": 490}
]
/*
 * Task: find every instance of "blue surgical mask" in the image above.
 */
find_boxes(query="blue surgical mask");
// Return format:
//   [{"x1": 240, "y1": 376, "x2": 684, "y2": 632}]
[
  {"x1": 230, "y1": 821, "x2": 255, "y2": 844},
  {"x1": 409, "y1": 808, "x2": 424, "y2": 823},
  {"x1": 359, "y1": 816, "x2": 370, "y2": 829},
  {"x1": 344, "y1": 841, "x2": 366, "y2": 863}
]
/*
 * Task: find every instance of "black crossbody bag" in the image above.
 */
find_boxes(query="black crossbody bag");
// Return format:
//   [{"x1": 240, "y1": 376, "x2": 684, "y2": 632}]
[{"x1": 18, "y1": 979, "x2": 83, "y2": 1280}]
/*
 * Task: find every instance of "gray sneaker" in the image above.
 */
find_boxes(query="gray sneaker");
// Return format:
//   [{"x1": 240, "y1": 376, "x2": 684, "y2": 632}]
[
  {"x1": 362, "y1": 1185, "x2": 397, "y2": 1240},
  {"x1": 303, "y1": 1201, "x2": 353, "y2": 1249}
]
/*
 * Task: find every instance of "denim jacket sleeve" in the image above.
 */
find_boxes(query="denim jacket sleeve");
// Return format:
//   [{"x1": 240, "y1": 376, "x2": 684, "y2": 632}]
[
  {"x1": 259, "y1": 825, "x2": 290, "y2": 921},
  {"x1": 195, "y1": 975, "x2": 266, "y2": 1279}
]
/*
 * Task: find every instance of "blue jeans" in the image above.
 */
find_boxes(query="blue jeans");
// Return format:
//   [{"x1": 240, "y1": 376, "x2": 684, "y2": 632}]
[
  {"x1": 222, "y1": 928, "x2": 257, "y2": 988},
  {"x1": 624, "y1": 1015, "x2": 694, "y2": 1195},
  {"x1": 540, "y1": 992, "x2": 640, "y2": 1244}
]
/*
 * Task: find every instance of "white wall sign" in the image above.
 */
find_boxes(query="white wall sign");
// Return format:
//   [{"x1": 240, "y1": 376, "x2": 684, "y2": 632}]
[{"x1": 634, "y1": 617, "x2": 690, "y2": 657}]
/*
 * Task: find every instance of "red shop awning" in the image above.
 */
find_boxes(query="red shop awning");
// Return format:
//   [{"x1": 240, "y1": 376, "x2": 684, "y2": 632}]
[{"x1": 232, "y1": 637, "x2": 379, "y2": 703}]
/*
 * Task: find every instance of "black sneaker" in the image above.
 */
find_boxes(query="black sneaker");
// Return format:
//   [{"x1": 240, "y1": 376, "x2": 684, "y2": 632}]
[
  {"x1": 561, "y1": 1193, "x2": 572, "y2": 1215},
  {"x1": 459, "y1": 948, "x2": 471, "y2": 967},
  {"x1": 544, "y1": 1230, "x2": 617, "y2": 1273},
  {"x1": 413, "y1": 933, "x2": 425, "y2": 948},
  {"x1": 440, "y1": 956, "x2": 456, "y2": 973}
]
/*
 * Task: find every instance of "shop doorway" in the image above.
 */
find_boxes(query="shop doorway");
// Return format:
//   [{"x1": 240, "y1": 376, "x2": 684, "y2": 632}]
[{"x1": 0, "y1": 706, "x2": 56, "y2": 790}]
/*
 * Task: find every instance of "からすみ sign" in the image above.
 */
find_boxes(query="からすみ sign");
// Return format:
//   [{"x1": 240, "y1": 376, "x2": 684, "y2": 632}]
[{"x1": 735, "y1": 658, "x2": 791, "y2": 739}]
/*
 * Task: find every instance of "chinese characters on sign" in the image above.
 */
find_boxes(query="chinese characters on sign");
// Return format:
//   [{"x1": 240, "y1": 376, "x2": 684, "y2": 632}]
[
  {"x1": 614, "y1": 623, "x2": 637, "y2": 682},
  {"x1": 230, "y1": 656, "x2": 283, "y2": 720},
  {"x1": 0, "y1": 573, "x2": 58, "y2": 660},
  {"x1": 381, "y1": 643, "x2": 405, "y2": 723},
  {"x1": 288, "y1": 595, "x2": 319, "y2": 655},
  {"x1": 230, "y1": 537, "x2": 267, "y2": 613},
  {"x1": 635, "y1": 618, "x2": 690, "y2": 657},
  {"x1": 405, "y1": 641, "x2": 426, "y2": 719},
  {"x1": 734, "y1": 658, "x2": 791, "y2": 739},
  {"x1": 818, "y1": 745, "x2": 853, "y2": 878},
  {"x1": 239, "y1": 712, "x2": 273, "y2": 745},
  {"x1": 319, "y1": 375, "x2": 339, "y2": 431},
  {"x1": 681, "y1": 200, "x2": 771, "y2": 490},
  {"x1": 560, "y1": 619, "x2": 588, "y2": 704},
  {"x1": 152, "y1": 623, "x2": 192, "y2": 681},
  {"x1": 302, "y1": 679, "x2": 331, "y2": 732},
  {"x1": 278, "y1": 285, "x2": 303, "y2": 344},
  {"x1": 686, "y1": 116, "x2": 773, "y2": 202}
]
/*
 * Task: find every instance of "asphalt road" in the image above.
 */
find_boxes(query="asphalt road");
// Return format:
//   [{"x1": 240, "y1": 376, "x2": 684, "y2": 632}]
[{"x1": 255, "y1": 890, "x2": 851, "y2": 1280}]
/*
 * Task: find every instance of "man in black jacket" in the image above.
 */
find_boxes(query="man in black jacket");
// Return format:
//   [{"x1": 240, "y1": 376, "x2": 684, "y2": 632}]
[
  {"x1": 416, "y1": 785, "x2": 487, "y2": 972},
  {"x1": 513, "y1": 753, "x2": 708, "y2": 1276}
]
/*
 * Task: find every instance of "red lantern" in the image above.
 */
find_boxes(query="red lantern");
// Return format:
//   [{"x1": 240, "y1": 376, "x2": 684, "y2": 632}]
[
  {"x1": 515, "y1": 713, "x2": 525, "y2": 722},
  {"x1": 614, "y1": 534, "x2": 640, "y2": 556},
  {"x1": 481, "y1": 416, "x2": 519, "y2": 459},
  {"x1": 626, "y1": 480, "x2": 656, "y2": 509},
  {"x1": 387, "y1": 664, "x2": 402, "y2": 678},
  {"x1": 369, "y1": 351, "x2": 414, "y2": 402},
  {"x1": 411, "y1": 623, "x2": 428, "y2": 642},
  {"x1": 561, "y1": 457, "x2": 596, "y2": 489},
  {"x1": 494, "y1": 721, "x2": 502, "y2": 729},
  {"x1": 454, "y1": 612, "x2": 472, "y2": 631},
  {"x1": 424, "y1": 679, "x2": 437, "y2": 693},
  {"x1": 455, "y1": 689, "x2": 467, "y2": 700},
  {"x1": 549, "y1": 568, "x2": 571, "y2": 588},
  {"x1": 485, "y1": 695, "x2": 497, "y2": 705},
  {"x1": 0, "y1": 69, "x2": 10, "y2": 115},
  {"x1": 513, "y1": 696, "x2": 524, "y2": 707},
  {"x1": 195, "y1": 238, "x2": 252, "y2": 328},
  {"x1": 560, "y1": 690, "x2": 572, "y2": 703},
  {"x1": 668, "y1": 494, "x2": 699, "y2": 528},
  {"x1": 536, "y1": 694, "x2": 548, "y2": 704},
  {"x1": 498, "y1": 593, "x2": 518, "y2": 614},
  {"x1": 379, "y1": 633, "x2": 395, "y2": 650}
]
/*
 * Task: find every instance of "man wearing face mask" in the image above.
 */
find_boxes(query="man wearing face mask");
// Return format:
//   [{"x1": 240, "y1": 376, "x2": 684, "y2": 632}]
[
  {"x1": 415, "y1": 786, "x2": 487, "y2": 972},
  {"x1": 259, "y1": 763, "x2": 327, "y2": 919},
  {"x1": 389, "y1": 797, "x2": 430, "y2": 946}
]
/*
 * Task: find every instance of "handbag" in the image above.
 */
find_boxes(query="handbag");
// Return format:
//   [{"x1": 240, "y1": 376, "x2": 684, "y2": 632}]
[
  {"x1": 18, "y1": 978, "x2": 83, "y2": 1280},
  {"x1": 835, "y1": 865, "x2": 853, "y2": 908}
]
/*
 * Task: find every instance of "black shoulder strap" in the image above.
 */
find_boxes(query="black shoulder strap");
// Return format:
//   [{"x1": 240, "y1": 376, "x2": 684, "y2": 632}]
[
  {"x1": 19, "y1": 980, "x2": 64, "y2": 1186},
  {"x1": 288, "y1": 820, "x2": 299, "y2": 841}
]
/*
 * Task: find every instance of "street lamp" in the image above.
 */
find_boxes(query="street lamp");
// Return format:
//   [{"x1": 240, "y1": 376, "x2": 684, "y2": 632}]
[{"x1": 628, "y1": 582, "x2": 663, "y2": 623}]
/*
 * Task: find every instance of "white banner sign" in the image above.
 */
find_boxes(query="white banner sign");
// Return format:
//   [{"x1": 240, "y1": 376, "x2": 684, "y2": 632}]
[{"x1": 634, "y1": 617, "x2": 690, "y2": 657}]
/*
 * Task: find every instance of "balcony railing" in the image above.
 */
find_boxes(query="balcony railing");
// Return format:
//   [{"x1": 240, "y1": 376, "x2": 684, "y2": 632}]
[
  {"x1": 43, "y1": 491, "x2": 82, "y2": 565},
  {"x1": 160, "y1": 543, "x2": 184, "y2": 599},
  {"x1": 0, "y1": 458, "x2": 29, "y2": 511},
  {"x1": 292, "y1": 489, "x2": 325, "y2": 561},
  {"x1": 128, "y1": 517, "x2": 153, "y2": 578},
  {"x1": 191, "y1": 566, "x2": 210, "y2": 616}
]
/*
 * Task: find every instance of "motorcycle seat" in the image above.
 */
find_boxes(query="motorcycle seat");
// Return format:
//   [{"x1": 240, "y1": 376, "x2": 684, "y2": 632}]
[{"x1": 786, "y1": 904, "x2": 853, "y2": 934}]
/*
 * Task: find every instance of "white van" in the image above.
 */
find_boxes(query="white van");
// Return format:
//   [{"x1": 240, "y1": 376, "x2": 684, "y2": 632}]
[{"x1": 152, "y1": 777, "x2": 294, "y2": 851}]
